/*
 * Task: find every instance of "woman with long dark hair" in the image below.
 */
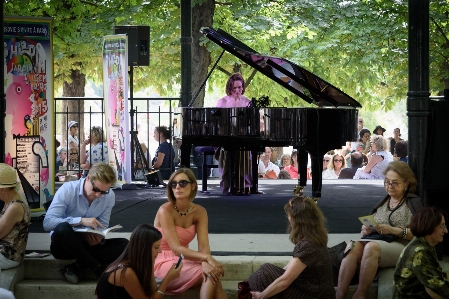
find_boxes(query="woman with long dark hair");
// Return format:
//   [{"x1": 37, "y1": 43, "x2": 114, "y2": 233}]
[{"x1": 95, "y1": 223, "x2": 181, "y2": 298}]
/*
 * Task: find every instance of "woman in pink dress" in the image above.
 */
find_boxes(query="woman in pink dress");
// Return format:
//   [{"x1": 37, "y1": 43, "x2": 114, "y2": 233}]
[
  {"x1": 216, "y1": 73, "x2": 252, "y2": 194},
  {"x1": 154, "y1": 168, "x2": 227, "y2": 298},
  {"x1": 216, "y1": 73, "x2": 250, "y2": 108},
  {"x1": 284, "y1": 150, "x2": 298, "y2": 179}
]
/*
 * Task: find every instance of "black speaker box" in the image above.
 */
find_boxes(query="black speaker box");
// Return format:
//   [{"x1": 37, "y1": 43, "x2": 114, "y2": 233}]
[{"x1": 114, "y1": 26, "x2": 150, "y2": 66}]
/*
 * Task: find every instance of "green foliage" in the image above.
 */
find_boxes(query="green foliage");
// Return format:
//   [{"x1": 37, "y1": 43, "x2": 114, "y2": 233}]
[{"x1": 4, "y1": 0, "x2": 448, "y2": 111}]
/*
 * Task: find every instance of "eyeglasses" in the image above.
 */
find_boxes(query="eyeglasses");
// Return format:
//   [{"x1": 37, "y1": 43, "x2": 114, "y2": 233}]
[
  {"x1": 384, "y1": 179, "x2": 403, "y2": 188},
  {"x1": 439, "y1": 224, "x2": 447, "y2": 230},
  {"x1": 170, "y1": 180, "x2": 192, "y2": 189},
  {"x1": 71, "y1": 126, "x2": 78, "y2": 128},
  {"x1": 334, "y1": 159, "x2": 343, "y2": 162},
  {"x1": 232, "y1": 86, "x2": 243, "y2": 90},
  {"x1": 69, "y1": 152, "x2": 78, "y2": 155},
  {"x1": 91, "y1": 181, "x2": 110, "y2": 194},
  {"x1": 323, "y1": 159, "x2": 330, "y2": 162}
]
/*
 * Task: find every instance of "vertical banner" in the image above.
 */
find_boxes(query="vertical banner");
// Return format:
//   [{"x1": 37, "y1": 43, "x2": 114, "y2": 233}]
[
  {"x1": 102, "y1": 35, "x2": 131, "y2": 183},
  {"x1": 3, "y1": 16, "x2": 54, "y2": 210}
]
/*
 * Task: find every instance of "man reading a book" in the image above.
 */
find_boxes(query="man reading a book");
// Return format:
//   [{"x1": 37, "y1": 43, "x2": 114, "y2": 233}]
[{"x1": 43, "y1": 162, "x2": 128, "y2": 284}]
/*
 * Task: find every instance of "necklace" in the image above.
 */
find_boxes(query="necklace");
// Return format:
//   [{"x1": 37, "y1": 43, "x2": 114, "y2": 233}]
[
  {"x1": 174, "y1": 205, "x2": 191, "y2": 216},
  {"x1": 388, "y1": 197, "x2": 404, "y2": 211}
]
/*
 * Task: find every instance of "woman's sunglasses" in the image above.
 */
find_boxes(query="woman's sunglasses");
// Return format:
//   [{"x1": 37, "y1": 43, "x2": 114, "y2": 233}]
[{"x1": 170, "y1": 180, "x2": 192, "y2": 189}]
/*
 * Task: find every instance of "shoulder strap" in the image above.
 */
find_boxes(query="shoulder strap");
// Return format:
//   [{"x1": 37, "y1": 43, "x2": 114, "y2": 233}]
[{"x1": 406, "y1": 193, "x2": 424, "y2": 214}]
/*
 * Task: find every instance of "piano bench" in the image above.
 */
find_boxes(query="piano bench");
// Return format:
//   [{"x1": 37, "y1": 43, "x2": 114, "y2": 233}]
[{"x1": 195, "y1": 146, "x2": 219, "y2": 193}]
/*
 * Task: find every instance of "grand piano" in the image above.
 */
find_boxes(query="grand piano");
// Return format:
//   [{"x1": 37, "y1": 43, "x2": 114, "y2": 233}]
[{"x1": 180, "y1": 28, "x2": 362, "y2": 198}]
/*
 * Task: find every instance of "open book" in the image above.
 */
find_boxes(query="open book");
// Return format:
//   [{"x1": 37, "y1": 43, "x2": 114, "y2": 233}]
[
  {"x1": 358, "y1": 215, "x2": 378, "y2": 229},
  {"x1": 74, "y1": 224, "x2": 123, "y2": 239}
]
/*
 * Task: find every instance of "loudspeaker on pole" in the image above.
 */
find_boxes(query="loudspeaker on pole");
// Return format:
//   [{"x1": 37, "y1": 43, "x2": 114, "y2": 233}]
[{"x1": 114, "y1": 26, "x2": 150, "y2": 66}]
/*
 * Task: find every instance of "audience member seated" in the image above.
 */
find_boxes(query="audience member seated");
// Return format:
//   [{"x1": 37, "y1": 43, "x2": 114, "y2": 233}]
[
  {"x1": 322, "y1": 154, "x2": 332, "y2": 173},
  {"x1": 43, "y1": 163, "x2": 129, "y2": 284},
  {"x1": 323, "y1": 153, "x2": 345, "y2": 179},
  {"x1": 152, "y1": 126, "x2": 175, "y2": 180},
  {"x1": 390, "y1": 128, "x2": 403, "y2": 156},
  {"x1": 66, "y1": 148, "x2": 81, "y2": 180},
  {"x1": 80, "y1": 126, "x2": 108, "y2": 174},
  {"x1": 55, "y1": 147, "x2": 68, "y2": 178},
  {"x1": 67, "y1": 121, "x2": 79, "y2": 150},
  {"x1": 258, "y1": 147, "x2": 280, "y2": 178},
  {"x1": 280, "y1": 153, "x2": 291, "y2": 170},
  {"x1": 336, "y1": 161, "x2": 423, "y2": 299},
  {"x1": 354, "y1": 135, "x2": 393, "y2": 179},
  {"x1": 339, "y1": 152, "x2": 364, "y2": 179},
  {"x1": 0, "y1": 164, "x2": 31, "y2": 273},
  {"x1": 373, "y1": 125, "x2": 386, "y2": 136},
  {"x1": 356, "y1": 128, "x2": 371, "y2": 155},
  {"x1": 153, "y1": 168, "x2": 227, "y2": 298},
  {"x1": 394, "y1": 140, "x2": 408, "y2": 163},
  {"x1": 342, "y1": 141, "x2": 352, "y2": 167},
  {"x1": 284, "y1": 150, "x2": 298, "y2": 179},
  {"x1": 95, "y1": 224, "x2": 182, "y2": 299},
  {"x1": 247, "y1": 195, "x2": 335, "y2": 298},
  {"x1": 270, "y1": 147, "x2": 281, "y2": 167},
  {"x1": 393, "y1": 207, "x2": 449, "y2": 298}
]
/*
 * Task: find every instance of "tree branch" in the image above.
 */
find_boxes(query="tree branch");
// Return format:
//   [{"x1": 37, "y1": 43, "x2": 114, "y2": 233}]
[
  {"x1": 217, "y1": 66, "x2": 232, "y2": 77},
  {"x1": 431, "y1": 17, "x2": 449, "y2": 45}
]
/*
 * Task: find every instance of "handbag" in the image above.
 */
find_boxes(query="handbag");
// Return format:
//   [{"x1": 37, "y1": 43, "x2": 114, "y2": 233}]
[
  {"x1": 328, "y1": 241, "x2": 347, "y2": 286},
  {"x1": 237, "y1": 281, "x2": 252, "y2": 299},
  {"x1": 362, "y1": 231, "x2": 396, "y2": 243}
]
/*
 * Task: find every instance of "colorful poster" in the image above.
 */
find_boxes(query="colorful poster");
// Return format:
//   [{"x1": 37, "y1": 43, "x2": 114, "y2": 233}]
[
  {"x1": 3, "y1": 17, "x2": 54, "y2": 209},
  {"x1": 102, "y1": 35, "x2": 131, "y2": 183}
]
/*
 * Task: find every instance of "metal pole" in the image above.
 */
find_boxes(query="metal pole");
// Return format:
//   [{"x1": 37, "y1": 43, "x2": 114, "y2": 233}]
[
  {"x1": 407, "y1": 0, "x2": 430, "y2": 200},
  {"x1": 180, "y1": 0, "x2": 192, "y2": 107},
  {"x1": 1, "y1": 4, "x2": 5, "y2": 163}
]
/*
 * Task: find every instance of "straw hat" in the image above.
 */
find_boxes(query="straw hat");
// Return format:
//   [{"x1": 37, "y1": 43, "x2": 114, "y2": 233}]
[{"x1": 0, "y1": 163, "x2": 19, "y2": 188}]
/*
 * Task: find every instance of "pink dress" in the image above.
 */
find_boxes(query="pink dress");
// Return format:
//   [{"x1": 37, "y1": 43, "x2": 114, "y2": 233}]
[
  {"x1": 154, "y1": 225, "x2": 202, "y2": 294},
  {"x1": 284, "y1": 165, "x2": 298, "y2": 179}
]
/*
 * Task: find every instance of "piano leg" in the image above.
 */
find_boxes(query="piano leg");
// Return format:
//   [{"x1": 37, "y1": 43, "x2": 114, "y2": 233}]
[
  {"x1": 310, "y1": 150, "x2": 325, "y2": 198},
  {"x1": 251, "y1": 149, "x2": 259, "y2": 194},
  {"x1": 180, "y1": 143, "x2": 192, "y2": 170},
  {"x1": 296, "y1": 149, "x2": 308, "y2": 187}
]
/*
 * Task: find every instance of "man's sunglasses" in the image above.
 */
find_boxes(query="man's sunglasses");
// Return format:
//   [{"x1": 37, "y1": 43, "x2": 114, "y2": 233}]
[
  {"x1": 91, "y1": 181, "x2": 110, "y2": 194},
  {"x1": 170, "y1": 180, "x2": 192, "y2": 189}
]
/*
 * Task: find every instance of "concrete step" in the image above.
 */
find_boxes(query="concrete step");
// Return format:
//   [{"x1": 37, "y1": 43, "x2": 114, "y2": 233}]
[
  {"x1": 16, "y1": 255, "x2": 380, "y2": 299},
  {"x1": 14, "y1": 280, "x2": 241, "y2": 299}
]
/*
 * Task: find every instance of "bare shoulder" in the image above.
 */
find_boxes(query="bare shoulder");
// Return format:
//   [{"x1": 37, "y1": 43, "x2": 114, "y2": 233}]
[{"x1": 192, "y1": 203, "x2": 208, "y2": 218}]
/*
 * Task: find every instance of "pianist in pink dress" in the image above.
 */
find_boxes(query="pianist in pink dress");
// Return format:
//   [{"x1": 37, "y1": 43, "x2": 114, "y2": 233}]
[
  {"x1": 216, "y1": 73, "x2": 252, "y2": 194},
  {"x1": 216, "y1": 73, "x2": 250, "y2": 108},
  {"x1": 153, "y1": 168, "x2": 226, "y2": 298}
]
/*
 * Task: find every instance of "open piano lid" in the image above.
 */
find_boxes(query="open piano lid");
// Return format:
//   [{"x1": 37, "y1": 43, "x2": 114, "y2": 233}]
[{"x1": 201, "y1": 27, "x2": 362, "y2": 108}]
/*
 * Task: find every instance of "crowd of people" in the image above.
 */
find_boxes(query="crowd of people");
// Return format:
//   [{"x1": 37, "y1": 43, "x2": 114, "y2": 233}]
[{"x1": 7, "y1": 72, "x2": 438, "y2": 299}]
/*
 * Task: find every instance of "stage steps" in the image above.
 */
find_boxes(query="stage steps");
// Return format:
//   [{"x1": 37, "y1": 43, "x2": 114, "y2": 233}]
[{"x1": 5, "y1": 255, "x2": 382, "y2": 299}]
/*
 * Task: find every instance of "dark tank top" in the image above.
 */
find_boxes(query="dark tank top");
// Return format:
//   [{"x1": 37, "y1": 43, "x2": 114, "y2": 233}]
[{"x1": 96, "y1": 265, "x2": 132, "y2": 299}]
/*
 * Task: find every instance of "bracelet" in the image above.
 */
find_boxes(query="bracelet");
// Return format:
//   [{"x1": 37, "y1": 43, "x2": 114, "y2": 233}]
[
  {"x1": 401, "y1": 227, "x2": 407, "y2": 239},
  {"x1": 157, "y1": 290, "x2": 165, "y2": 296},
  {"x1": 403, "y1": 228, "x2": 408, "y2": 239}
]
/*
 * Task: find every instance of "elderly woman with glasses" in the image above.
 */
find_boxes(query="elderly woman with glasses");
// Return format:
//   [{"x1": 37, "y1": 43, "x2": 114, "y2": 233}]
[
  {"x1": 354, "y1": 134, "x2": 393, "y2": 179},
  {"x1": 336, "y1": 161, "x2": 424, "y2": 299},
  {"x1": 393, "y1": 207, "x2": 449, "y2": 298},
  {"x1": 322, "y1": 153, "x2": 346, "y2": 179},
  {"x1": 153, "y1": 168, "x2": 227, "y2": 299}
]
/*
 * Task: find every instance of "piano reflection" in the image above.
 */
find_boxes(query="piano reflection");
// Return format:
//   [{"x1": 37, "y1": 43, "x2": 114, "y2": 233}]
[{"x1": 180, "y1": 27, "x2": 361, "y2": 198}]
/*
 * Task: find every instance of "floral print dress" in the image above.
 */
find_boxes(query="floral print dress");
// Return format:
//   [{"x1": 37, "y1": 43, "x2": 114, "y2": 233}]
[{"x1": 393, "y1": 237, "x2": 449, "y2": 298}]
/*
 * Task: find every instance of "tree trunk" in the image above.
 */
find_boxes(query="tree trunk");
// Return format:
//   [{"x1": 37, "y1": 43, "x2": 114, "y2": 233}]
[
  {"x1": 60, "y1": 69, "x2": 85, "y2": 148},
  {"x1": 191, "y1": 0, "x2": 215, "y2": 107}
]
